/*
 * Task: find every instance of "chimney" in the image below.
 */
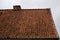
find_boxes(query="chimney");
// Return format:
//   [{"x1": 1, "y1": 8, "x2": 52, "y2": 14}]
[{"x1": 13, "y1": 5, "x2": 21, "y2": 10}]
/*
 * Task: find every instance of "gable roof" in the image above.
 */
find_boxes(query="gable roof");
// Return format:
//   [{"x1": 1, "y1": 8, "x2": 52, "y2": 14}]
[{"x1": 0, "y1": 5, "x2": 59, "y2": 38}]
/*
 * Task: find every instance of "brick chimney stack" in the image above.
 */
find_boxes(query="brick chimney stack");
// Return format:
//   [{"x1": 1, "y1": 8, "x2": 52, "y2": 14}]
[{"x1": 13, "y1": 5, "x2": 21, "y2": 10}]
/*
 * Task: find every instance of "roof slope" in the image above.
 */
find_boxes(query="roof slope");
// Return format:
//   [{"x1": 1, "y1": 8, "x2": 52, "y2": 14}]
[{"x1": 0, "y1": 6, "x2": 59, "y2": 38}]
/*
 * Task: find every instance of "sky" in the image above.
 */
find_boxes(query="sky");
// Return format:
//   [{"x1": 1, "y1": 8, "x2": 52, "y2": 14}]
[{"x1": 0, "y1": 0, "x2": 60, "y2": 37}]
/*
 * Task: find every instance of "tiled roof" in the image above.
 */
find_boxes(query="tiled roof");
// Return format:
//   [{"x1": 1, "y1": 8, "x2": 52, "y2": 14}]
[{"x1": 0, "y1": 5, "x2": 59, "y2": 38}]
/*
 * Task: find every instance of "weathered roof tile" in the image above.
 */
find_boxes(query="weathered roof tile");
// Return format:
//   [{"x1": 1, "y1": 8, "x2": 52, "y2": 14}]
[{"x1": 0, "y1": 6, "x2": 59, "y2": 38}]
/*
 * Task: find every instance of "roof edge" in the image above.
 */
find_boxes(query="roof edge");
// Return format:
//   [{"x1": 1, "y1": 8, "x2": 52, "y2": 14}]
[{"x1": 0, "y1": 8, "x2": 50, "y2": 11}]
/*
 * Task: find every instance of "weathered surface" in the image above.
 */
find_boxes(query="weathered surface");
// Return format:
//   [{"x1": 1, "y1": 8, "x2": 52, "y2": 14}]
[{"x1": 0, "y1": 6, "x2": 59, "y2": 38}]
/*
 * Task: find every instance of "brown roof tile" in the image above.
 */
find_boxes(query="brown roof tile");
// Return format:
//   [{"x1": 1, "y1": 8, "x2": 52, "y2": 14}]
[{"x1": 0, "y1": 5, "x2": 59, "y2": 38}]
